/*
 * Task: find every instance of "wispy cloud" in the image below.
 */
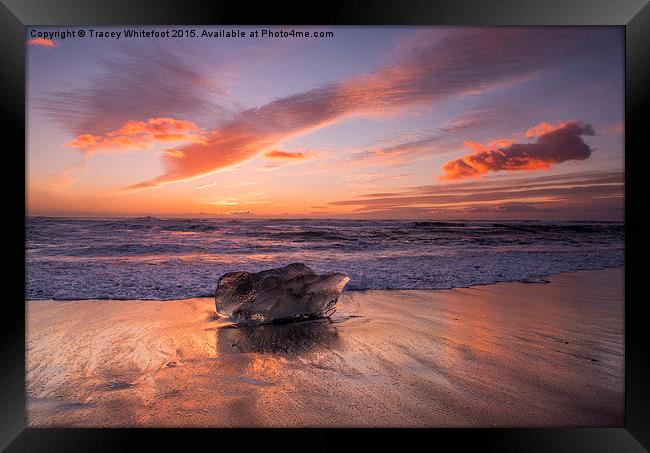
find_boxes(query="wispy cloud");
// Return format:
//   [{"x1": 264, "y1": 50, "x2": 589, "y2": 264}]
[
  {"x1": 33, "y1": 157, "x2": 90, "y2": 192},
  {"x1": 262, "y1": 149, "x2": 319, "y2": 168},
  {"x1": 35, "y1": 44, "x2": 230, "y2": 136},
  {"x1": 328, "y1": 170, "x2": 623, "y2": 219},
  {"x1": 194, "y1": 181, "x2": 217, "y2": 190},
  {"x1": 208, "y1": 198, "x2": 239, "y2": 205},
  {"x1": 264, "y1": 149, "x2": 311, "y2": 160},
  {"x1": 341, "y1": 105, "x2": 519, "y2": 168},
  {"x1": 441, "y1": 121, "x2": 595, "y2": 180},
  {"x1": 348, "y1": 135, "x2": 444, "y2": 166},
  {"x1": 121, "y1": 28, "x2": 613, "y2": 191}
]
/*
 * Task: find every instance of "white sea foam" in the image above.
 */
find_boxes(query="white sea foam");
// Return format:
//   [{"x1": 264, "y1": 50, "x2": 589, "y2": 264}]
[{"x1": 26, "y1": 218, "x2": 624, "y2": 300}]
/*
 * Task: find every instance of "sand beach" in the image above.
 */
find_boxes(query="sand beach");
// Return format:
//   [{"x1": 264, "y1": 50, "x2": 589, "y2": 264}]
[{"x1": 26, "y1": 267, "x2": 624, "y2": 427}]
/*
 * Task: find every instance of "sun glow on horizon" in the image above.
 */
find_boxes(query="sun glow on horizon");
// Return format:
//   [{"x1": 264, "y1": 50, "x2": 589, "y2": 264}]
[{"x1": 27, "y1": 26, "x2": 624, "y2": 220}]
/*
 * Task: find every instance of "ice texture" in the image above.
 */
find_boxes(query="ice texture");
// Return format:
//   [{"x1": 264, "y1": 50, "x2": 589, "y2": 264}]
[
  {"x1": 215, "y1": 263, "x2": 349, "y2": 325},
  {"x1": 26, "y1": 218, "x2": 624, "y2": 300}
]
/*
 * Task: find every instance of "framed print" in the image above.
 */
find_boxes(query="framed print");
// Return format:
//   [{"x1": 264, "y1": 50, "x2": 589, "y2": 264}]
[{"x1": 1, "y1": 0, "x2": 649, "y2": 451}]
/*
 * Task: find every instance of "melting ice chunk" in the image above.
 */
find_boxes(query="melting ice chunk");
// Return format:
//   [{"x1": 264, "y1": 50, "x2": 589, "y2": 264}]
[{"x1": 215, "y1": 263, "x2": 349, "y2": 325}]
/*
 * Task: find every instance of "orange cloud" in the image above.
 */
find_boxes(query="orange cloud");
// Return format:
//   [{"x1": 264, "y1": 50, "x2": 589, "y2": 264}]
[
  {"x1": 27, "y1": 38, "x2": 56, "y2": 48},
  {"x1": 162, "y1": 149, "x2": 186, "y2": 158},
  {"x1": 108, "y1": 117, "x2": 202, "y2": 137},
  {"x1": 441, "y1": 121, "x2": 595, "y2": 180},
  {"x1": 65, "y1": 134, "x2": 102, "y2": 148},
  {"x1": 328, "y1": 170, "x2": 622, "y2": 220},
  {"x1": 264, "y1": 150, "x2": 309, "y2": 160},
  {"x1": 463, "y1": 139, "x2": 514, "y2": 153},
  {"x1": 64, "y1": 117, "x2": 207, "y2": 153},
  {"x1": 263, "y1": 149, "x2": 318, "y2": 169},
  {"x1": 525, "y1": 121, "x2": 571, "y2": 138},
  {"x1": 120, "y1": 29, "x2": 607, "y2": 191}
]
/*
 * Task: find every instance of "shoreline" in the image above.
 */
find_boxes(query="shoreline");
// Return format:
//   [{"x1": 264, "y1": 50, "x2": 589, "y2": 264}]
[
  {"x1": 26, "y1": 264, "x2": 624, "y2": 302},
  {"x1": 27, "y1": 267, "x2": 624, "y2": 427}
]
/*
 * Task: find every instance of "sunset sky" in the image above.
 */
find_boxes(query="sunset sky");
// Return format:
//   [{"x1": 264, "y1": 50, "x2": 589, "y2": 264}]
[{"x1": 27, "y1": 26, "x2": 624, "y2": 220}]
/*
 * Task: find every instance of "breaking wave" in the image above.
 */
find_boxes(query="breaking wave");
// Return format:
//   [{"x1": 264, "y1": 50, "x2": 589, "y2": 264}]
[{"x1": 26, "y1": 217, "x2": 624, "y2": 300}]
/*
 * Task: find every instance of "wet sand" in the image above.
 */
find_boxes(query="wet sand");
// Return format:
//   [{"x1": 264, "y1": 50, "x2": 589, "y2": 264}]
[{"x1": 26, "y1": 267, "x2": 624, "y2": 427}]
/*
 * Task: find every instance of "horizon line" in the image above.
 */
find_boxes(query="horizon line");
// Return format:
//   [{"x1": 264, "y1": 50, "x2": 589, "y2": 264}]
[{"x1": 25, "y1": 214, "x2": 624, "y2": 223}]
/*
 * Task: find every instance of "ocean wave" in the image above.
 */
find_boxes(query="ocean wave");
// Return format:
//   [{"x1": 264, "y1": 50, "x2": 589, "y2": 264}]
[{"x1": 26, "y1": 218, "x2": 624, "y2": 300}]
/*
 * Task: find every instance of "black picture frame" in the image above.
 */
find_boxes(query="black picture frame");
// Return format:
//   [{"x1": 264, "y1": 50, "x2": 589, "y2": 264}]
[{"x1": 2, "y1": 0, "x2": 648, "y2": 451}]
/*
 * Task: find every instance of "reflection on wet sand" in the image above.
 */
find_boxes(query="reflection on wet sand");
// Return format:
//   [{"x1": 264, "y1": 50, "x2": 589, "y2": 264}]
[
  {"x1": 199, "y1": 319, "x2": 343, "y2": 425},
  {"x1": 217, "y1": 319, "x2": 341, "y2": 355},
  {"x1": 26, "y1": 268, "x2": 624, "y2": 427}
]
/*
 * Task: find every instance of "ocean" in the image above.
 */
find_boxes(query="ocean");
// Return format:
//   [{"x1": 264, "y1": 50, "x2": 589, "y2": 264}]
[{"x1": 26, "y1": 217, "x2": 624, "y2": 300}]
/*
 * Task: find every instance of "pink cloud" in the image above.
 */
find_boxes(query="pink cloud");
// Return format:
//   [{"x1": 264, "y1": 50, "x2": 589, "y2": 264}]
[
  {"x1": 36, "y1": 44, "x2": 229, "y2": 136},
  {"x1": 525, "y1": 121, "x2": 571, "y2": 138},
  {"x1": 129, "y1": 29, "x2": 605, "y2": 190},
  {"x1": 440, "y1": 121, "x2": 595, "y2": 180},
  {"x1": 264, "y1": 149, "x2": 310, "y2": 160},
  {"x1": 462, "y1": 139, "x2": 515, "y2": 153},
  {"x1": 262, "y1": 149, "x2": 319, "y2": 169},
  {"x1": 33, "y1": 27, "x2": 605, "y2": 191},
  {"x1": 327, "y1": 170, "x2": 622, "y2": 220},
  {"x1": 27, "y1": 38, "x2": 56, "y2": 48},
  {"x1": 64, "y1": 117, "x2": 207, "y2": 153}
]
